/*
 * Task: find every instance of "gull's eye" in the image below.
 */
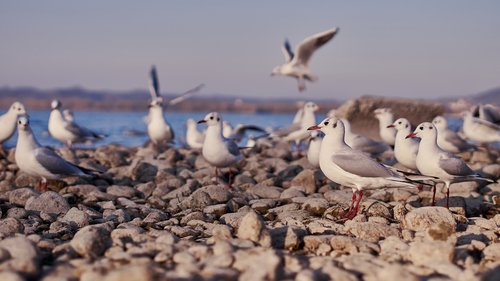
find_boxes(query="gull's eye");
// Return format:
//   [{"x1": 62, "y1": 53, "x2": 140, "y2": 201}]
[
  {"x1": 398, "y1": 121, "x2": 402, "y2": 124},
  {"x1": 324, "y1": 121, "x2": 329, "y2": 126},
  {"x1": 429, "y1": 126, "x2": 433, "y2": 130},
  {"x1": 216, "y1": 117, "x2": 220, "y2": 121},
  {"x1": 419, "y1": 126, "x2": 424, "y2": 130},
  {"x1": 18, "y1": 120, "x2": 21, "y2": 124},
  {"x1": 210, "y1": 116, "x2": 214, "y2": 120},
  {"x1": 333, "y1": 122, "x2": 337, "y2": 128},
  {"x1": 405, "y1": 124, "x2": 408, "y2": 128}
]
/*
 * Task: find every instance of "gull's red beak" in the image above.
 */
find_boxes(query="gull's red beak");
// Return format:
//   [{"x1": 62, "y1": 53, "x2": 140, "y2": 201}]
[
  {"x1": 197, "y1": 120, "x2": 206, "y2": 124},
  {"x1": 307, "y1": 125, "x2": 321, "y2": 131},
  {"x1": 406, "y1": 132, "x2": 417, "y2": 139},
  {"x1": 386, "y1": 124, "x2": 395, "y2": 128}
]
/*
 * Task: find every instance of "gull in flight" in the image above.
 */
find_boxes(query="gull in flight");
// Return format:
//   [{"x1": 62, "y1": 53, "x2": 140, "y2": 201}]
[
  {"x1": 407, "y1": 122, "x2": 492, "y2": 208},
  {"x1": 15, "y1": 117, "x2": 95, "y2": 192},
  {"x1": 48, "y1": 100, "x2": 106, "y2": 147},
  {"x1": 308, "y1": 117, "x2": 416, "y2": 219},
  {"x1": 271, "y1": 27, "x2": 339, "y2": 92},
  {"x1": 198, "y1": 112, "x2": 243, "y2": 189},
  {"x1": 0, "y1": 102, "x2": 27, "y2": 154},
  {"x1": 146, "y1": 65, "x2": 204, "y2": 150}
]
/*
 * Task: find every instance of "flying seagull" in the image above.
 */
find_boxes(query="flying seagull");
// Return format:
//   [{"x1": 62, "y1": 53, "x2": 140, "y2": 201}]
[{"x1": 271, "y1": 27, "x2": 339, "y2": 92}]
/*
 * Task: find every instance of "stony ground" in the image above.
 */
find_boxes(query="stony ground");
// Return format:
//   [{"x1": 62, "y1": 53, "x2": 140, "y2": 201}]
[{"x1": 0, "y1": 142, "x2": 499, "y2": 281}]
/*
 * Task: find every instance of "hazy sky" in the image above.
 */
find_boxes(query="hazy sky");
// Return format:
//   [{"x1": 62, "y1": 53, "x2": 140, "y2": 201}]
[{"x1": 1, "y1": 1, "x2": 499, "y2": 100}]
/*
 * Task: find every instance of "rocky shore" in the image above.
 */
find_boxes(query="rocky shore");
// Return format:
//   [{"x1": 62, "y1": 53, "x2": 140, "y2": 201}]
[{"x1": 0, "y1": 142, "x2": 499, "y2": 281}]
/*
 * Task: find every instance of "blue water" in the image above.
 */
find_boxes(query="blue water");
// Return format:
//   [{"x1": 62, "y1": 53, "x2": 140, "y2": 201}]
[{"x1": 4, "y1": 111, "x2": 299, "y2": 148}]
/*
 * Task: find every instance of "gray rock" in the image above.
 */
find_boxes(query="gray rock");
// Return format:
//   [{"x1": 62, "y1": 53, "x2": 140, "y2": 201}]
[
  {"x1": 187, "y1": 190, "x2": 214, "y2": 210},
  {"x1": 376, "y1": 264, "x2": 419, "y2": 281},
  {"x1": 269, "y1": 226, "x2": 306, "y2": 250},
  {"x1": 66, "y1": 184, "x2": 100, "y2": 197},
  {"x1": 61, "y1": 207, "x2": 90, "y2": 228},
  {"x1": 233, "y1": 248, "x2": 282, "y2": 281},
  {"x1": 0, "y1": 272, "x2": 24, "y2": 281},
  {"x1": 195, "y1": 185, "x2": 232, "y2": 203},
  {"x1": 403, "y1": 206, "x2": 456, "y2": 232},
  {"x1": 143, "y1": 211, "x2": 169, "y2": 224},
  {"x1": 103, "y1": 265, "x2": 154, "y2": 281},
  {"x1": 136, "y1": 182, "x2": 155, "y2": 198},
  {"x1": 302, "y1": 198, "x2": 329, "y2": 216},
  {"x1": 0, "y1": 218, "x2": 24, "y2": 237},
  {"x1": 304, "y1": 235, "x2": 334, "y2": 256},
  {"x1": 203, "y1": 204, "x2": 228, "y2": 216},
  {"x1": 70, "y1": 225, "x2": 111, "y2": 259},
  {"x1": 280, "y1": 187, "x2": 305, "y2": 201},
  {"x1": 248, "y1": 185, "x2": 283, "y2": 199},
  {"x1": 330, "y1": 235, "x2": 380, "y2": 255},
  {"x1": 344, "y1": 221, "x2": 400, "y2": 242},
  {"x1": 237, "y1": 211, "x2": 271, "y2": 247},
  {"x1": 130, "y1": 161, "x2": 158, "y2": 182},
  {"x1": 290, "y1": 169, "x2": 318, "y2": 194},
  {"x1": 408, "y1": 240, "x2": 454, "y2": 266},
  {"x1": 6, "y1": 208, "x2": 28, "y2": 219},
  {"x1": 106, "y1": 185, "x2": 137, "y2": 198},
  {"x1": 8, "y1": 188, "x2": 38, "y2": 206},
  {"x1": 483, "y1": 243, "x2": 500, "y2": 261},
  {"x1": 25, "y1": 191, "x2": 70, "y2": 215},
  {"x1": 0, "y1": 236, "x2": 39, "y2": 275}
]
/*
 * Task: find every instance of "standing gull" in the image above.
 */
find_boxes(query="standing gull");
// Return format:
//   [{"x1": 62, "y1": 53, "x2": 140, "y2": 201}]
[
  {"x1": 407, "y1": 122, "x2": 492, "y2": 208},
  {"x1": 271, "y1": 27, "x2": 339, "y2": 92},
  {"x1": 374, "y1": 108, "x2": 396, "y2": 146},
  {"x1": 185, "y1": 118, "x2": 205, "y2": 149},
  {"x1": 0, "y1": 102, "x2": 27, "y2": 154},
  {"x1": 15, "y1": 117, "x2": 94, "y2": 192},
  {"x1": 388, "y1": 118, "x2": 419, "y2": 171},
  {"x1": 280, "y1": 102, "x2": 319, "y2": 153},
  {"x1": 462, "y1": 111, "x2": 500, "y2": 144},
  {"x1": 198, "y1": 112, "x2": 243, "y2": 189},
  {"x1": 342, "y1": 118, "x2": 390, "y2": 157},
  {"x1": 48, "y1": 100, "x2": 106, "y2": 147},
  {"x1": 306, "y1": 131, "x2": 322, "y2": 168},
  {"x1": 308, "y1": 117, "x2": 416, "y2": 219},
  {"x1": 432, "y1": 116, "x2": 474, "y2": 153}
]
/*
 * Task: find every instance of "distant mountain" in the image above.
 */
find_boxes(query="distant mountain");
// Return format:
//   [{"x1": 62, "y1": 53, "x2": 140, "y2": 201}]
[
  {"x1": 470, "y1": 87, "x2": 500, "y2": 105},
  {"x1": 0, "y1": 86, "x2": 340, "y2": 113}
]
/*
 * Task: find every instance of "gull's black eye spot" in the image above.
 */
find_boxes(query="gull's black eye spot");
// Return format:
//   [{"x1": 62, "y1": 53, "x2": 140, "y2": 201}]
[
  {"x1": 324, "y1": 121, "x2": 329, "y2": 126},
  {"x1": 419, "y1": 126, "x2": 424, "y2": 130},
  {"x1": 210, "y1": 116, "x2": 214, "y2": 120},
  {"x1": 405, "y1": 124, "x2": 408, "y2": 128},
  {"x1": 429, "y1": 126, "x2": 433, "y2": 130},
  {"x1": 333, "y1": 123, "x2": 337, "y2": 128},
  {"x1": 398, "y1": 121, "x2": 402, "y2": 124},
  {"x1": 18, "y1": 120, "x2": 21, "y2": 124},
  {"x1": 216, "y1": 117, "x2": 220, "y2": 122}
]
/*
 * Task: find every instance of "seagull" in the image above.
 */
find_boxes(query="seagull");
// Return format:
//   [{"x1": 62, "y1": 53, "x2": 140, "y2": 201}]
[
  {"x1": 374, "y1": 108, "x2": 396, "y2": 146},
  {"x1": 146, "y1": 66, "x2": 204, "y2": 149},
  {"x1": 471, "y1": 104, "x2": 500, "y2": 125},
  {"x1": 270, "y1": 103, "x2": 306, "y2": 139},
  {"x1": 48, "y1": 100, "x2": 106, "y2": 147},
  {"x1": 62, "y1": 109, "x2": 74, "y2": 122},
  {"x1": 15, "y1": 117, "x2": 94, "y2": 192},
  {"x1": 462, "y1": 111, "x2": 500, "y2": 144},
  {"x1": 406, "y1": 122, "x2": 492, "y2": 208},
  {"x1": 222, "y1": 121, "x2": 268, "y2": 143},
  {"x1": 0, "y1": 102, "x2": 27, "y2": 153},
  {"x1": 342, "y1": 118, "x2": 391, "y2": 157},
  {"x1": 185, "y1": 118, "x2": 205, "y2": 149},
  {"x1": 280, "y1": 102, "x2": 319, "y2": 153},
  {"x1": 198, "y1": 112, "x2": 243, "y2": 189},
  {"x1": 388, "y1": 118, "x2": 419, "y2": 171},
  {"x1": 308, "y1": 117, "x2": 416, "y2": 219},
  {"x1": 306, "y1": 131, "x2": 322, "y2": 168},
  {"x1": 271, "y1": 27, "x2": 339, "y2": 92},
  {"x1": 432, "y1": 116, "x2": 474, "y2": 153}
]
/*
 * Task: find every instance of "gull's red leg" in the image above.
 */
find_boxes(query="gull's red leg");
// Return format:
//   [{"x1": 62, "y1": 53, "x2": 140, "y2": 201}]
[
  {"x1": 446, "y1": 188, "x2": 450, "y2": 209},
  {"x1": 431, "y1": 184, "x2": 436, "y2": 206},
  {"x1": 353, "y1": 190, "x2": 364, "y2": 215}
]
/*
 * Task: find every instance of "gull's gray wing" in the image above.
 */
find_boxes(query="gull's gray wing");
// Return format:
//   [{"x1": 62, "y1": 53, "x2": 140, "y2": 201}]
[
  {"x1": 438, "y1": 155, "x2": 474, "y2": 177},
  {"x1": 474, "y1": 117, "x2": 500, "y2": 131},
  {"x1": 479, "y1": 104, "x2": 500, "y2": 124},
  {"x1": 168, "y1": 83, "x2": 205, "y2": 106},
  {"x1": 225, "y1": 139, "x2": 241, "y2": 157},
  {"x1": 149, "y1": 65, "x2": 161, "y2": 100},
  {"x1": 35, "y1": 147, "x2": 83, "y2": 176},
  {"x1": 331, "y1": 150, "x2": 393, "y2": 178},
  {"x1": 295, "y1": 28, "x2": 339, "y2": 65},
  {"x1": 272, "y1": 123, "x2": 301, "y2": 137},
  {"x1": 64, "y1": 121, "x2": 85, "y2": 137},
  {"x1": 281, "y1": 39, "x2": 294, "y2": 62}
]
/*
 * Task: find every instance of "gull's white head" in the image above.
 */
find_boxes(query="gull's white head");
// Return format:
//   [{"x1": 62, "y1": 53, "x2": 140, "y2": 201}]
[
  {"x1": 374, "y1": 108, "x2": 393, "y2": 120},
  {"x1": 17, "y1": 116, "x2": 30, "y2": 132},
  {"x1": 304, "y1": 102, "x2": 319, "y2": 112},
  {"x1": 198, "y1": 112, "x2": 222, "y2": 126},
  {"x1": 186, "y1": 118, "x2": 197, "y2": 127},
  {"x1": 432, "y1": 116, "x2": 448, "y2": 130},
  {"x1": 308, "y1": 117, "x2": 345, "y2": 138},
  {"x1": 51, "y1": 100, "x2": 62, "y2": 110},
  {"x1": 149, "y1": 98, "x2": 163, "y2": 109},
  {"x1": 388, "y1": 118, "x2": 412, "y2": 131},
  {"x1": 407, "y1": 122, "x2": 437, "y2": 140},
  {"x1": 9, "y1": 102, "x2": 27, "y2": 116}
]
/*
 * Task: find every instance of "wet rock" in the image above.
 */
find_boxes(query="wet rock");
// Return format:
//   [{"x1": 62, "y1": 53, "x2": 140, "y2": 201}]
[
  {"x1": 70, "y1": 225, "x2": 111, "y2": 259},
  {"x1": 0, "y1": 218, "x2": 24, "y2": 237},
  {"x1": 237, "y1": 211, "x2": 271, "y2": 247},
  {"x1": 403, "y1": 206, "x2": 456, "y2": 232},
  {"x1": 61, "y1": 207, "x2": 90, "y2": 229},
  {"x1": 8, "y1": 188, "x2": 38, "y2": 206},
  {"x1": 25, "y1": 191, "x2": 70, "y2": 215}
]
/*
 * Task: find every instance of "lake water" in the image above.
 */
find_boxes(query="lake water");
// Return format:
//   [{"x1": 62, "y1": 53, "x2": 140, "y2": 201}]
[{"x1": 3, "y1": 110, "x2": 464, "y2": 149}]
